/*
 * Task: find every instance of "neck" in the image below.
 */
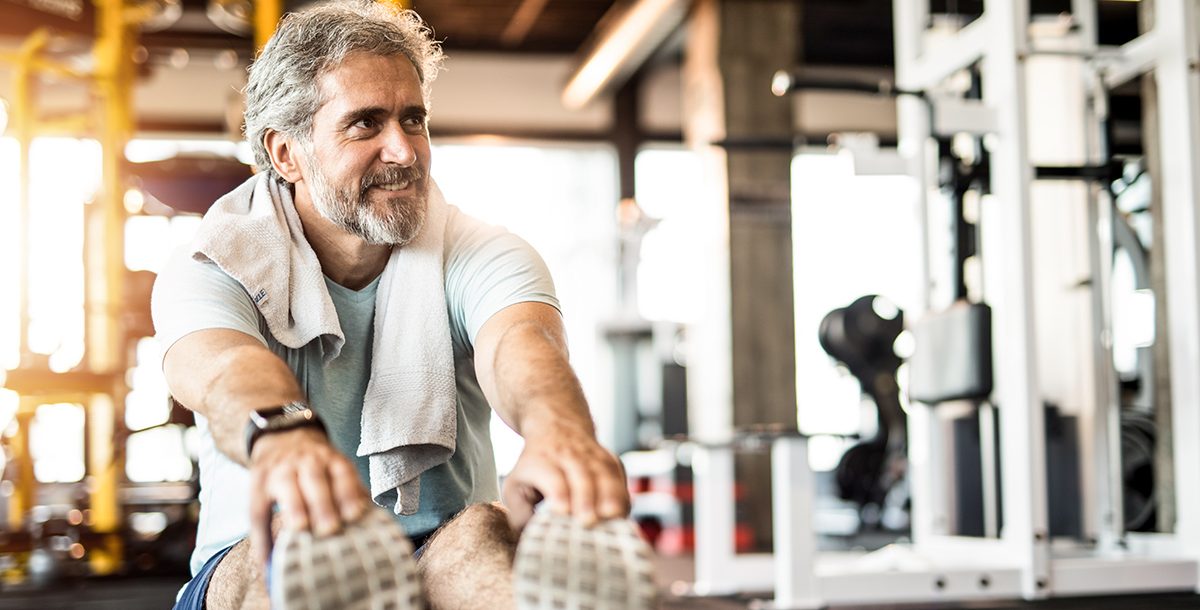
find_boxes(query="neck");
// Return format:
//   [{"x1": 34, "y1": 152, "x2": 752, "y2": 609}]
[{"x1": 293, "y1": 188, "x2": 391, "y2": 291}]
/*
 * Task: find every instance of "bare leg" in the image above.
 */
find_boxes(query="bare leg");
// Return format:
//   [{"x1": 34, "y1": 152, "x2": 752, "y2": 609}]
[
  {"x1": 205, "y1": 538, "x2": 270, "y2": 610},
  {"x1": 417, "y1": 503, "x2": 518, "y2": 610}
]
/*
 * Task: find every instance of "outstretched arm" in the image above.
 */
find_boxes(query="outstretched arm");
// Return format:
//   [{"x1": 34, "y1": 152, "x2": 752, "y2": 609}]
[
  {"x1": 163, "y1": 329, "x2": 369, "y2": 562},
  {"x1": 473, "y1": 302, "x2": 629, "y2": 531}
]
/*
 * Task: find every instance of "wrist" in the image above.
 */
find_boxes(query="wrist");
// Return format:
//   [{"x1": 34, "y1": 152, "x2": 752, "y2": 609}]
[
  {"x1": 244, "y1": 401, "x2": 326, "y2": 460},
  {"x1": 518, "y1": 409, "x2": 594, "y2": 441},
  {"x1": 249, "y1": 425, "x2": 328, "y2": 462}
]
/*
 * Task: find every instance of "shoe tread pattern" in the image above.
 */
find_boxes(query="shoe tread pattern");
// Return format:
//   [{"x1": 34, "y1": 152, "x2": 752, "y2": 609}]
[
  {"x1": 513, "y1": 512, "x2": 658, "y2": 610},
  {"x1": 270, "y1": 508, "x2": 422, "y2": 610}
]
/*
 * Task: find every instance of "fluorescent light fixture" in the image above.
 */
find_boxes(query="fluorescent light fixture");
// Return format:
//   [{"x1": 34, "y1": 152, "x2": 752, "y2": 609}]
[{"x1": 561, "y1": 0, "x2": 690, "y2": 110}]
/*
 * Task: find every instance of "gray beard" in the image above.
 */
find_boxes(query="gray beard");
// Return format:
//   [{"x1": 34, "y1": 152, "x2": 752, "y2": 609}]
[{"x1": 306, "y1": 161, "x2": 428, "y2": 246}]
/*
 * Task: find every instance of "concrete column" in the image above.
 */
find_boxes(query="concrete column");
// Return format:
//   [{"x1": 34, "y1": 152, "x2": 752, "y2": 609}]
[{"x1": 683, "y1": 0, "x2": 799, "y2": 551}]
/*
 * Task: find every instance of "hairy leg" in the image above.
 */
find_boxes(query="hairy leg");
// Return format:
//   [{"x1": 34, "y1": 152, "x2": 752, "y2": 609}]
[
  {"x1": 417, "y1": 503, "x2": 519, "y2": 610},
  {"x1": 205, "y1": 538, "x2": 270, "y2": 610}
]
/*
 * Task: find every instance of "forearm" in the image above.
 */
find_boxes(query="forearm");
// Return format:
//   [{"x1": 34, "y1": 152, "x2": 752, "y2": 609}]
[
  {"x1": 475, "y1": 303, "x2": 628, "y2": 528},
  {"x1": 164, "y1": 331, "x2": 305, "y2": 465},
  {"x1": 485, "y1": 320, "x2": 594, "y2": 440}
]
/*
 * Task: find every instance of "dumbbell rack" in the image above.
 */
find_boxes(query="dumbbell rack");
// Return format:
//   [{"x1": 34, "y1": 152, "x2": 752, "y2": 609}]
[{"x1": 688, "y1": 0, "x2": 1200, "y2": 607}]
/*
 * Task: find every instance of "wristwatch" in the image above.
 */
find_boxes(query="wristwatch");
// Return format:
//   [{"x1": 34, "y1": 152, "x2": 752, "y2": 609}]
[{"x1": 244, "y1": 401, "x2": 326, "y2": 458}]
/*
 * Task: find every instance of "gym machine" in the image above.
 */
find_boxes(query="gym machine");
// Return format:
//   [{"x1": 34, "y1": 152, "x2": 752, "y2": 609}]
[{"x1": 686, "y1": 0, "x2": 1200, "y2": 607}]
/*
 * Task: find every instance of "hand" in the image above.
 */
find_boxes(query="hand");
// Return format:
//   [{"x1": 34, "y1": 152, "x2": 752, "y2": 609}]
[
  {"x1": 502, "y1": 421, "x2": 629, "y2": 532},
  {"x1": 248, "y1": 427, "x2": 370, "y2": 564}
]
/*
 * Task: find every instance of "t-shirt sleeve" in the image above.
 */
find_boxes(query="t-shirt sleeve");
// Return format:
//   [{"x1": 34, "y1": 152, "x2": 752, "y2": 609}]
[
  {"x1": 151, "y1": 247, "x2": 269, "y2": 367},
  {"x1": 443, "y1": 208, "x2": 560, "y2": 349}
]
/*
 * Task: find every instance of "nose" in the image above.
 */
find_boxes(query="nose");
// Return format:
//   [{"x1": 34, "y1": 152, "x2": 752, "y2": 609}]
[{"x1": 379, "y1": 124, "x2": 417, "y2": 167}]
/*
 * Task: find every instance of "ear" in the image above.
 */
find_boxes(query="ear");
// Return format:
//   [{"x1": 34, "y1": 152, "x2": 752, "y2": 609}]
[{"x1": 263, "y1": 129, "x2": 304, "y2": 183}]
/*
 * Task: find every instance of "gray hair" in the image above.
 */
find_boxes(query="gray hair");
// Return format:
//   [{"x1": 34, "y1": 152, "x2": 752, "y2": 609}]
[{"x1": 243, "y1": 1, "x2": 444, "y2": 183}]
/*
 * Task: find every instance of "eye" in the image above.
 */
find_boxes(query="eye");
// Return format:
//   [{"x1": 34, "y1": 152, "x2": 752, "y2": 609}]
[
  {"x1": 352, "y1": 117, "x2": 377, "y2": 130},
  {"x1": 402, "y1": 114, "x2": 427, "y2": 130}
]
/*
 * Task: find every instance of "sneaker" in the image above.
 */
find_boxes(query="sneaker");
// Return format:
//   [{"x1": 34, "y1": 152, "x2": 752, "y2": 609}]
[
  {"x1": 269, "y1": 508, "x2": 423, "y2": 610},
  {"x1": 513, "y1": 512, "x2": 659, "y2": 610}
]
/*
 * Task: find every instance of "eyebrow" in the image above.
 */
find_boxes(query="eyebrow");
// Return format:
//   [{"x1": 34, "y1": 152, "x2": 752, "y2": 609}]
[{"x1": 338, "y1": 105, "x2": 427, "y2": 129}]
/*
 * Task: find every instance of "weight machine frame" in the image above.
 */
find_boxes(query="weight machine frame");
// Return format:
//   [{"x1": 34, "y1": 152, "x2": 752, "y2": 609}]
[{"x1": 688, "y1": 0, "x2": 1200, "y2": 606}]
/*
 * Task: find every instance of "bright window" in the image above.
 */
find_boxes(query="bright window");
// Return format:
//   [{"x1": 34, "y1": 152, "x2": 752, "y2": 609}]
[
  {"x1": 431, "y1": 141, "x2": 619, "y2": 472},
  {"x1": 792, "y1": 152, "x2": 922, "y2": 435},
  {"x1": 633, "y1": 147, "x2": 707, "y2": 324}
]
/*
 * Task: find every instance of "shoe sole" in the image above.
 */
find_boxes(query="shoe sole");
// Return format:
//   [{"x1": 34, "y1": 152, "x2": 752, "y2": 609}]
[
  {"x1": 269, "y1": 508, "x2": 422, "y2": 610},
  {"x1": 513, "y1": 512, "x2": 658, "y2": 610}
]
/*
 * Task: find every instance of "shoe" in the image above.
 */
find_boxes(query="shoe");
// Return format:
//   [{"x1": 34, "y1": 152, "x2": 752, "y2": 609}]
[
  {"x1": 513, "y1": 512, "x2": 658, "y2": 610},
  {"x1": 269, "y1": 508, "x2": 423, "y2": 610}
]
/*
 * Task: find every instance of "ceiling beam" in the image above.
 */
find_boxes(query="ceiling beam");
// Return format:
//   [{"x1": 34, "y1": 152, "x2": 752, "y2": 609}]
[
  {"x1": 561, "y1": 0, "x2": 690, "y2": 109},
  {"x1": 500, "y1": 0, "x2": 550, "y2": 47}
]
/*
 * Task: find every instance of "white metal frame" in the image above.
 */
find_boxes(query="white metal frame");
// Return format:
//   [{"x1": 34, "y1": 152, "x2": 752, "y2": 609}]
[{"x1": 689, "y1": 0, "x2": 1200, "y2": 606}]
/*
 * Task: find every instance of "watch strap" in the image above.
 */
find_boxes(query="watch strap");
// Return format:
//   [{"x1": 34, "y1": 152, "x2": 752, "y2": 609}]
[{"x1": 244, "y1": 401, "x2": 325, "y2": 458}]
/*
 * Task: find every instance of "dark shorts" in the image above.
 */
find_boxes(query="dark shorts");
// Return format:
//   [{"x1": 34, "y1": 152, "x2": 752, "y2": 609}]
[{"x1": 171, "y1": 532, "x2": 433, "y2": 610}]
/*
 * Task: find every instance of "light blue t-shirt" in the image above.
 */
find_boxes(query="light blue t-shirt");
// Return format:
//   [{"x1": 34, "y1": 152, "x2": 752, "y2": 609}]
[{"x1": 151, "y1": 205, "x2": 558, "y2": 576}]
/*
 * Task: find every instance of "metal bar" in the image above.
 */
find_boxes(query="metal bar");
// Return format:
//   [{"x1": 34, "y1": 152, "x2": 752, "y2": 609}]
[
  {"x1": 86, "y1": 0, "x2": 135, "y2": 576},
  {"x1": 500, "y1": 0, "x2": 550, "y2": 47},
  {"x1": 1082, "y1": 53, "x2": 1126, "y2": 551},
  {"x1": 1154, "y1": 0, "x2": 1200, "y2": 572},
  {"x1": 1071, "y1": 0, "x2": 1099, "y2": 54},
  {"x1": 692, "y1": 446, "x2": 777, "y2": 594},
  {"x1": 561, "y1": 0, "x2": 690, "y2": 109},
  {"x1": 894, "y1": 0, "x2": 946, "y2": 548},
  {"x1": 903, "y1": 15, "x2": 992, "y2": 92},
  {"x1": 0, "y1": 53, "x2": 90, "y2": 80},
  {"x1": 8, "y1": 408, "x2": 35, "y2": 532},
  {"x1": 982, "y1": 0, "x2": 1051, "y2": 599},
  {"x1": 12, "y1": 29, "x2": 49, "y2": 366},
  {"x1": 771, "y1": 436, "x2": 820, "y2": 609},
  {"x1": 979, "y1": 403, "x2": 1000, "y2": 539},
  {"x1": 1084, "y1": 170, "x2": 1125, "y2": 549},
  {"x1": 1101, "y1": 31, "x2": 1162, "y2": 90},
  {"x1": 254, "y1": 0, "x2": 282, "y2": 53}
]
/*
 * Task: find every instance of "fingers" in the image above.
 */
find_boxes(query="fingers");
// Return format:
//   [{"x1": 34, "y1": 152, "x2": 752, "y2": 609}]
[
  {"x1": 267, "y1": 466, "x2": 311, "y2": 532},
  {"x1": 560, "y1": 457, "x2": 597, "y2": 526},
  {"x1": 502, "y1": 477, "x2": 540, "y2": 533},
  {"x1": 593, "y1": 458, "x2": 630, "y2": 521},
  {"x1": 329, "y1": 458, "x2": 368, "y2": 523},
  {"x1": 503, "y1": 457, "x2": 569, "y2": 532},
  {"x1": 249, "y1": 429, "x2": 370, "y2": 564},
  {"x1": 504, "y1": 437, "x2": 632, "y2": 531},
  {"x1": 298, "y1": 459, "x2": 339, "y2": 537},
  {"x1": 249, "y1": 481, "x2": 274, "y2": 566}
]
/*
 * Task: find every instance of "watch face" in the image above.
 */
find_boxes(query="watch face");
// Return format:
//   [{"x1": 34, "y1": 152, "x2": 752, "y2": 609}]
[
  {"x1": 251, "y1": 402, "x2": 311, "y2": 429},
  {"x1": 280, "y1": 402, "x2": 309, "y2": 416}
]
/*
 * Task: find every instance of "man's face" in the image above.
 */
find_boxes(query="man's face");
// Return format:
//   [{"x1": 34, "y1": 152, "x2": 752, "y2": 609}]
[{"x1": 297, "y1": 53, "x2": 432, "y2": 246}]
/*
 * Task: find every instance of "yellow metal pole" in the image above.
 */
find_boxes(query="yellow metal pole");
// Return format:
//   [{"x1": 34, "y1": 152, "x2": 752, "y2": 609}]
[
  {"x1": 86, "y1": 0, "x2": 135, "y2": 575},
  {"x1": 8, "y1": 406, "x2": 35, "y2": 533},
  {"x1": 255, "y1": 0, "x2": 282, "y2": 53},
  {"x1": 12, "y1": 30, "x2": 48, "y2": 367}
]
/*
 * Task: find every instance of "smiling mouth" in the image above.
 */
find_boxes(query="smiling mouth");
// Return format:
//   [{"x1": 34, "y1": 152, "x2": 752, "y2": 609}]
[{"x1": 370, "y1": 181, "x2": 412, "y2": 192}]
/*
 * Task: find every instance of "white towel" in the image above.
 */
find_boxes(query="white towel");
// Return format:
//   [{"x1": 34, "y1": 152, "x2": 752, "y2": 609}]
[{"x1": 191, "y1": 173, "x2": 457, "y2": 516}]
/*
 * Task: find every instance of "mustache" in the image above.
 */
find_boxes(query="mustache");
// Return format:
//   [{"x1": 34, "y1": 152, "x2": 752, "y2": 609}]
[{"x1": 360, "y1": 166, "x2": 425, "y2": 193}]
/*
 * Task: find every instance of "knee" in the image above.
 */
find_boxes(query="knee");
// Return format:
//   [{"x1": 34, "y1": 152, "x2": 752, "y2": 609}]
[
  {"x1": 422, "y1": 503, "x2": 515, "y2": 562},
  {"x1": 455, "y1": 502, "x2": 509, "y2": 529}
]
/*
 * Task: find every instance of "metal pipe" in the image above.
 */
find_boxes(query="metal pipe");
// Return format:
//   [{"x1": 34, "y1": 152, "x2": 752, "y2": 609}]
[
  {"x1": 561, "y1": 0, "x2": 690, "y2": 109},
  {"x1": 254, "y1": 0, "x2": 282, "y2": 52},
  {"x1": 0, "y1": 53, "x2": 90, "y2": 80},
  {"x1": 9, "y1": 407, "x2": 36, "y2": 533},
  {"x1": 86, "y1": 0, "x2": 135, "y2": 575},
  {"x1": 13, "y1": 30, "x2": 49, "y2": 367}
]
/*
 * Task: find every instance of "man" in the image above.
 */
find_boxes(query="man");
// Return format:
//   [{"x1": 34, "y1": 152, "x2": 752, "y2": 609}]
[{"x1": 151, "y1": 2, "x2": 656, "y2": 609}]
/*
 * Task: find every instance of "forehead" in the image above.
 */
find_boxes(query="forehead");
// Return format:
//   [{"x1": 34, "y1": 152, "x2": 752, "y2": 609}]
[{"x1": 316, "y1": 53, "x2": 424, "y2": 114}]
